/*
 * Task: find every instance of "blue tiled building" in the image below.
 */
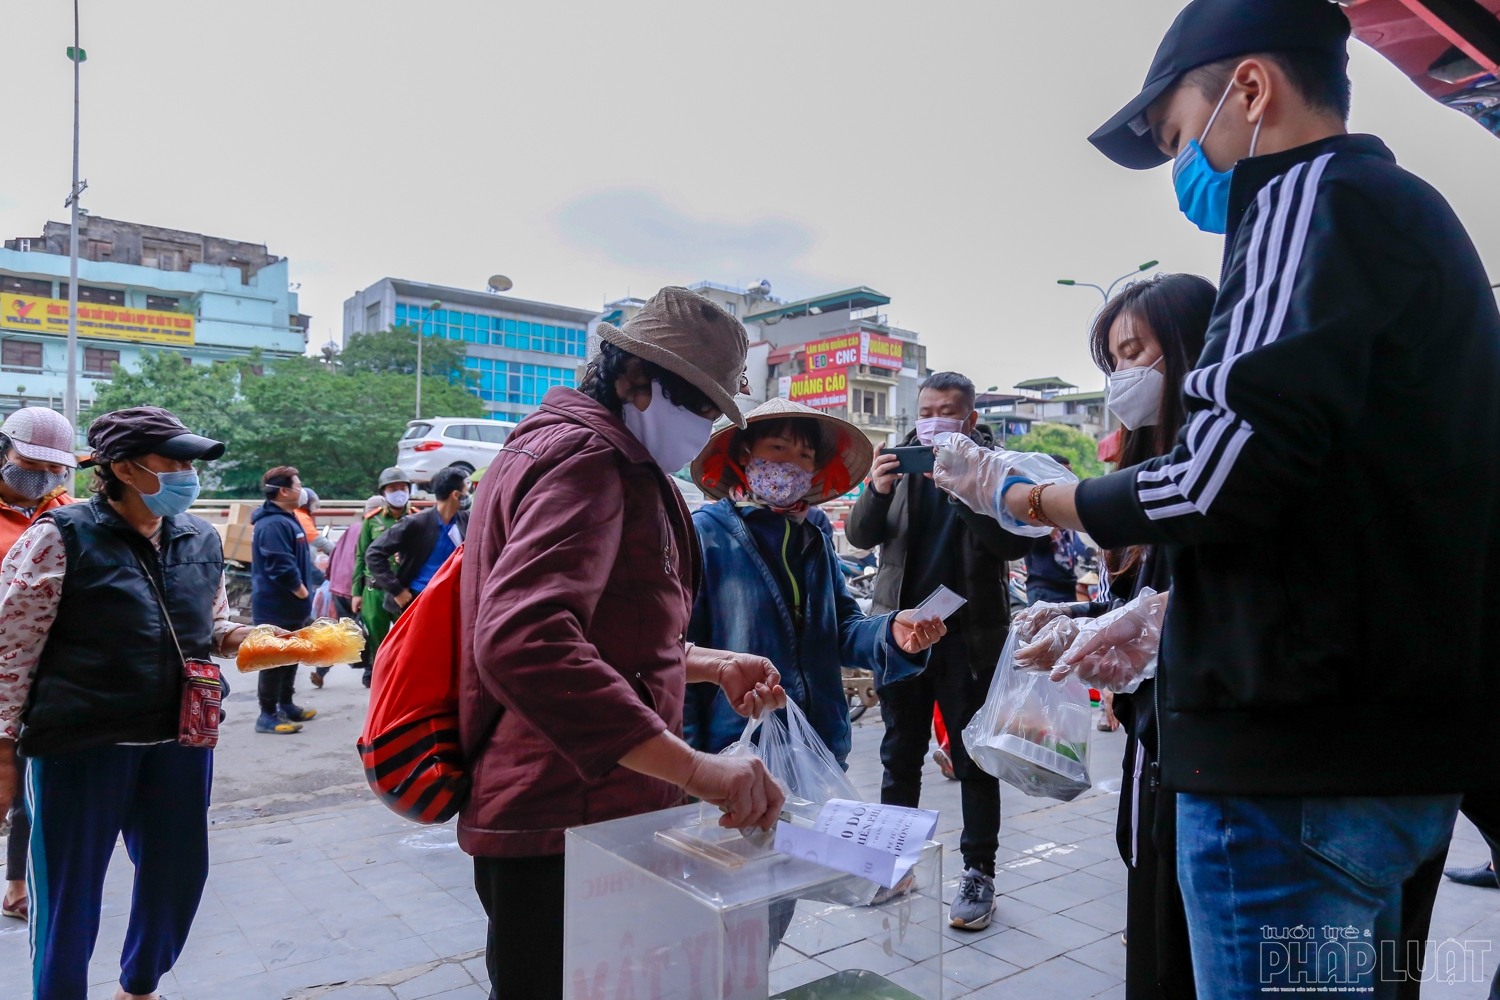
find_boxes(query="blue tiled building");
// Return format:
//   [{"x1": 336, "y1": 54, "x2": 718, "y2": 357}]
[{"x1": 344, "y1": 278, "x2": 598, "y2": 423}]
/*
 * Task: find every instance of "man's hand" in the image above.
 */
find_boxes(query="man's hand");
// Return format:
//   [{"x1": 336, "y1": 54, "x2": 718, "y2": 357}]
[
  {"x1": 869, "y1": 445, "x2": 901, "y2": 495},
  {"x1": 351, "y1": 594, "x2": 363, "y2": 614},
  {"x1": 892, "y1": 611, "x2": 946, "y2": 654},
  {"x1": 394, "y1": 589, "x2": 414, "y2": 609},
  {"x1": 220, "y1": 623, "x2": 290, "y2": 655},
  {"x1": 0, "y1": 739, "x2": 15, "y2": 821},
  {"x1": 683, "y1": 752, "x2": 786, "y2": 830},
  {"x1": 689, "y1": 647, "x2": 786, "y2": 718},
  {"x1": 293, "y1": 584, "x2": 309, "y2": 600}
]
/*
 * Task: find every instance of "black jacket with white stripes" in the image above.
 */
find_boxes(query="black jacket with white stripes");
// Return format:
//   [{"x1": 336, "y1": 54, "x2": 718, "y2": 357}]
[{"x1": 1075, "y1": 133, "x2": 1500, "y2": 797}]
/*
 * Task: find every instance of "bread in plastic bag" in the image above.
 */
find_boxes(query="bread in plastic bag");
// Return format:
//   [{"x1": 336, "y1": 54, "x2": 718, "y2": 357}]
[
  {"x1": 236, "y1": 617, "x2": 367, "y2": 673},
  {"x1": 931, "y1": 433, "x2": 1079, "y2": 537},
  {"x1": 963, "y1": 631, "x2": 1093, "y2": 801}
]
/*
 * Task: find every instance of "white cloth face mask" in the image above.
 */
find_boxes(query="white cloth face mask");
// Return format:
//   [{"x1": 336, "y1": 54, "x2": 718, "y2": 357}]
[
  {"x1": 1106, "y1": 359, "x2": 1165, "y2": 430},
  {"x1": 621, "y1": 379, "x2": 714, "y2": 474}
]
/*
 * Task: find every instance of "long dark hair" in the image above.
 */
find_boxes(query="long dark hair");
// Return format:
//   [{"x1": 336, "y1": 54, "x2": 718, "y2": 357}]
[
  {"x1": 578, "y1": 341, "x2": 714, "y2": 418},
  {"x1": 1090, "y1": 272, "x2": 1216, "y2": 582}
]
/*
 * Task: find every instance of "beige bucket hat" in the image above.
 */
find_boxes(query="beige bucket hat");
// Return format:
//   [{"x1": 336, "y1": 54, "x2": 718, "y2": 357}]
[
  {"x1": 691, "y1": 396, "x2": 874, "y2": 506},
  {"x1": 594, "y1": 286, "x2": 750, "y2": 428}
]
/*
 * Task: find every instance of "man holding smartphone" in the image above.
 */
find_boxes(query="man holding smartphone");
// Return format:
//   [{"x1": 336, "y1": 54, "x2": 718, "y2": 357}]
[{"x1": 846, "y1": 371, "x2": 1033, "y2": 929}]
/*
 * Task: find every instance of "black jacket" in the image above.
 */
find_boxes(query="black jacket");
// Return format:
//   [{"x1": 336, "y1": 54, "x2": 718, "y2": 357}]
[
  {"x1": 249, "y1": 501, "x2": 311, "y2": 627},
  {"x1": 1076, "y1": 134, "x2": 1500, "y2": 796},
  {"x1": 846, "y1": 427, "x2": 1032, "y2": 680},
  {"x1": 22, "y1": 497, "x2": 224, "y2": 756},
  {"x1": 365, "y1": 506, "x2": 469, "y2": 594}
]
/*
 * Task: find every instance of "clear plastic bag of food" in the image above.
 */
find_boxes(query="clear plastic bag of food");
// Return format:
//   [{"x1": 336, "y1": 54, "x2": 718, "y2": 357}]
[
  {"x1": 962, "y1": 631, "x2": 1093, "y2": 801},
  {"x1": 236, "y1": 617, "x2": 367, "y2": 673}
]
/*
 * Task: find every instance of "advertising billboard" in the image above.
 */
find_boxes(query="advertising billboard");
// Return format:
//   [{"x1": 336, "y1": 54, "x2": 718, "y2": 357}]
[
  {"x1": 788, "y1": 368, "x2": 848, "y2": 409},
  {"x1": 804, "y1": 330, "x2": 903, "y2": 372},
  {"x1": 0, "y1": 293, "x2": 195, "y2": 347}
]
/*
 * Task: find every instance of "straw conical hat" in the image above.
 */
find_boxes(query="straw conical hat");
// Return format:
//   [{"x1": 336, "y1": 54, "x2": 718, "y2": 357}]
[{"x1": 691, "y1": 396, "x2": 874, "y2": 506}]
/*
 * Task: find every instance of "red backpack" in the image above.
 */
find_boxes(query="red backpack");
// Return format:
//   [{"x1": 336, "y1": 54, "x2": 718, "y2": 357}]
[{"x1": 357, "y1": 543, "x2": 469, "y2": 823}]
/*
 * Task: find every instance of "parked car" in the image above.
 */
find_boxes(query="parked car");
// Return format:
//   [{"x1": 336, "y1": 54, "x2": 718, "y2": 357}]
[{"x1": 396, "y1": 416, "x2": 518, "y2": 485}]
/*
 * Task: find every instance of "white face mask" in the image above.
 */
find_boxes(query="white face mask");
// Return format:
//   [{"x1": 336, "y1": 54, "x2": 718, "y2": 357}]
[
  {"x1": 621, "y1": 380, "x2": 714, "y2": 475},
  {"x1": 915, "y1": 416, "x2": 966, "y2": 447},
  {"x1": 1106, "y1": 359, "x2": 1165, "y2": 430},
  {"x1": 384, "y1": 488, "x2": 410, "y2": 508}
]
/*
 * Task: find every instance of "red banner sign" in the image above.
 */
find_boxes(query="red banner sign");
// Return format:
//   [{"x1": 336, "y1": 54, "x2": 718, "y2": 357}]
[{"x1": 804, "y1": 330, "x2": 903, "y2": 371}]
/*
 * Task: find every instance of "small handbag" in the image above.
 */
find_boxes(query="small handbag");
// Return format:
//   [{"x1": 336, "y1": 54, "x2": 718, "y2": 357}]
[{"x1": 134, "y1": 549, "x2": 222, "y2": 749}]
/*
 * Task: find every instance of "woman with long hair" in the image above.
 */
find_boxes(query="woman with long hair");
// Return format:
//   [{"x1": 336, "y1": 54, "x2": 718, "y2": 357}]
[{"x1": 1017, "y1": 271, "x2": 1215, "y2": 1000}]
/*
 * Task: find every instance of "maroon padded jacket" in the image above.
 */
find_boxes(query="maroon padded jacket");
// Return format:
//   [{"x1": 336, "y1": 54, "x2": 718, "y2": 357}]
[{"x1": 457, "y1": 387, "x2": 697, "y2": 857}]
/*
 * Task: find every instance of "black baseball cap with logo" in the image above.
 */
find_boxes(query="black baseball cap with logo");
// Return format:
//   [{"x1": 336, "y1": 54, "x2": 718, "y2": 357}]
[
  {"x1": 1088, "y1": 0, "x2": 1351, "y2": 170},
  {"x1": 85, "y1": 406, "x2": 226, "y2": 466}
]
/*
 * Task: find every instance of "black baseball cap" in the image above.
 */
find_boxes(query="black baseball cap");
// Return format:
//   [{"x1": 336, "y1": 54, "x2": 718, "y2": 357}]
[
  {"x1": 1088, "y1": 0, "x2": 1350, "y2": 169},
  {"x1": 85, "y1": 406, "x2": 226, "y2": 466}
]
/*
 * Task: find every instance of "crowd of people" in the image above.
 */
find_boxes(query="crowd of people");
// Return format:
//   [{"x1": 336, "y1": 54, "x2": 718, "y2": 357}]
[{"x1": 0, "y1": 0, "x2": 1498, "y2": 998}]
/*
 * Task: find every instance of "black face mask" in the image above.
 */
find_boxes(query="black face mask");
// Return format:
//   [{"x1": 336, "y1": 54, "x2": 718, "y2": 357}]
[{"x1": 458, "y1": 493, "x2": 472, "y2": 511}]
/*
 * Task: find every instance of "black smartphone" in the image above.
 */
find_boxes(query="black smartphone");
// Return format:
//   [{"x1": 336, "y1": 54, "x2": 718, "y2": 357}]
[{"x1": 888, "y1": 445, "x2": 935, "y2": 475}]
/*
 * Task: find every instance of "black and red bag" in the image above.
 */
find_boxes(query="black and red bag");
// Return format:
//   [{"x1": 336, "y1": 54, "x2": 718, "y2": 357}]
[{"x1": 357, "y1": 543, "x2": 470, "y2": 823}]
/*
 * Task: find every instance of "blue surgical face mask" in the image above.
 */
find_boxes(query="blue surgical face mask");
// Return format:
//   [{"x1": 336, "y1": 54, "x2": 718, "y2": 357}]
[
  {"x1": 1171, "y1": 80, "x2": 1261, "y2": 235},
  {"x1": 132, "y1": 461, "x2": 201, "y2": 517}
]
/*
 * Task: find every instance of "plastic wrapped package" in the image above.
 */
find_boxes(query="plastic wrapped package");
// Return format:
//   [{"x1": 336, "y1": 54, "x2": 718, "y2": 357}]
[
  {"x1": 1053, "y1": 588, "x2": 1166, "y2": 694},
  {"x1": 722, "y1": 700, "x2": 860, "y2": 824},
  {"x1": 962, "y1": 632, "x2": 1093, "y2": 801},
  {"x1": 566, "y1": 803, "x2": 944, "y2": 999},
  {"x1": 930, "y1": 433, "x2": 1078, "y2": 537},
  {"x1": 236, "y1": 617, "x2": 366, "y2": 673}
]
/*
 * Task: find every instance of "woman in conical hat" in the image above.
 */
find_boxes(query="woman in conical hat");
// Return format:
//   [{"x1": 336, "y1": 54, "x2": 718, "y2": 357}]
[{"x1": 684, "y1": 397, "x2": 946, "y2": 764}]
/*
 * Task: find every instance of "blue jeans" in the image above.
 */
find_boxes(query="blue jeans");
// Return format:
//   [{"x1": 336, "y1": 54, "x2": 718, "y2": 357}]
[{"x1": 1177, "y1": 793, "x2": 1460, "y2": 1000}]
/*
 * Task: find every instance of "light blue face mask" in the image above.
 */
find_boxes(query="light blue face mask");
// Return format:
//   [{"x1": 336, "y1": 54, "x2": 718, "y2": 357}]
[
  {"x1": 133, "y1": 461, "x2": 201, "y2": 517},
  {"x1": 1171, "y1": 80, "x2": 1260, "y2": 235}
]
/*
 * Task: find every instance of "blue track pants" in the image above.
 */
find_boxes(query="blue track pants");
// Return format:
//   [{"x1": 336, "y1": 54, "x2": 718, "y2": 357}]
[{"x1": 25, "y1": 742, "x2": 213, "y2": 1000}]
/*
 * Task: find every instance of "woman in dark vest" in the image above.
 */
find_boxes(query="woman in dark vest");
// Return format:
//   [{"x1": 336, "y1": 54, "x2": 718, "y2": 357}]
[{"x1": 0, "y1": 406, "x2": 268, "y2": 1000}]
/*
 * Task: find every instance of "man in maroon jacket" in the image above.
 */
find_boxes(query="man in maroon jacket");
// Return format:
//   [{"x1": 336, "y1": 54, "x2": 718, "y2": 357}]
[{"x1": 461, "y1": 288, "x2": 941, "y2": 1000}]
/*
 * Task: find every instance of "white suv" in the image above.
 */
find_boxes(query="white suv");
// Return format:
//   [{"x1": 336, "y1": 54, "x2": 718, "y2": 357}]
[{"x1": 397, "y1": 416, "x2": 518, "y2": 485}]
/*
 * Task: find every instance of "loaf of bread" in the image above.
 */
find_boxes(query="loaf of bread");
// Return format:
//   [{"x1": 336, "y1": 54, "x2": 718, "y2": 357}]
[{"x1": 236, "y1": 617, "x2": 366, "y2": 673}]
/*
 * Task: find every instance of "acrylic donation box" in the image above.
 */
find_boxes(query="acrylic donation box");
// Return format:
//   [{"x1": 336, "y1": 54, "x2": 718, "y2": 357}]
[{"x1": 565, "y1": 804, "x2": 945, "y2": 999}]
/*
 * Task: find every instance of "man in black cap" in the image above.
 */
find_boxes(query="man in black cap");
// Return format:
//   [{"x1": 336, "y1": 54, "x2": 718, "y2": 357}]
[
  {"x1": 0, "y1": 405, "x2": 272, "y2": 1000},
  {"x1": 935, "y1": 0, "x2": 1500, "y2": 994}
]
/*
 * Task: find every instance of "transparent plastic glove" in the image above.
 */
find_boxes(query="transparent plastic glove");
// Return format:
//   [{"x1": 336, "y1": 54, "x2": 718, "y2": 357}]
[
  {"x1": 932, "y1": 434, "x2": 1077, "y2": 537},
  {"x1": 1012, "y1": 601, "x2": 1074, "y2": 644},
  {"x1": 1014, "y1": 615, "x2": 1080, "y2": 672},
  {"x1": 1051, "y1": 589, "x2": 1169, "y2": 693}
]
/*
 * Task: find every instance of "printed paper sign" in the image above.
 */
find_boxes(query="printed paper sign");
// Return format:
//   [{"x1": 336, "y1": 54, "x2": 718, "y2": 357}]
[{"x1": 774, "y1": 799, "x2": 938, "y2": 888}]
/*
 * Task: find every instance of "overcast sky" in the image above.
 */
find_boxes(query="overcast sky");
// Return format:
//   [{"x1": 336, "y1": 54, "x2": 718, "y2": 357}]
[{"x1": 4, "y1": 1, "x2": 1497, "y2": 394}]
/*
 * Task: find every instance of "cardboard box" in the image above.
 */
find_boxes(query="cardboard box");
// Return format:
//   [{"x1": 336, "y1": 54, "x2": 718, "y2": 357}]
[{"x1": 222, "y1": 522, "x2": 254, "y2": 564}]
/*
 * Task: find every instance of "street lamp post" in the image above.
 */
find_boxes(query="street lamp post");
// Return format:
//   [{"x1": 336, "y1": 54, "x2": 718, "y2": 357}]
[
  {"x1": 1057, "y1": 260, "x2": 1160, "y2": 306},
  {"x1": 63, "y1": 2, "x2": 88, "y2": 427},
  {"x1": 416, "y1": 299, "x2": 440, "y2": 419}
]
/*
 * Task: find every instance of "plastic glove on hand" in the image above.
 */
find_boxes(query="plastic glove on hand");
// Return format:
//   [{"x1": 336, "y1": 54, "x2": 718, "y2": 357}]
[
  {"x1": 1014, "y1": 615, "x2": 1080, "y2": 672},
  {"x1": 1012, "y1": 601, "x2": 1073, "y2": 644},
  {"x1": 931, "y1": 433, "x2": 1009, "y2": 519},
  {"x1": 1053, "y1": 589, "x2": 1169, "y2": 691}
]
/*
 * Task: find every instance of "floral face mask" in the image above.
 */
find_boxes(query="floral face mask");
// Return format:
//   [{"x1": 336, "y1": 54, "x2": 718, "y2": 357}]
[{"x1": 745, "y1": 457, "x2": 814, "y2": 507}]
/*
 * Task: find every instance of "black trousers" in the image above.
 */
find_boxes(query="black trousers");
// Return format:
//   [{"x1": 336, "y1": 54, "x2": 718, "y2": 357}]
[
  {"x1": 877, "y1": 632, "x2": 1001, "y2": 874},
  {"x1": 256, "y1": 664, "x2": 298, "y2": 715},
  {"x1": 474, "y1": 854, "x2": 566, "y2": 1000}
]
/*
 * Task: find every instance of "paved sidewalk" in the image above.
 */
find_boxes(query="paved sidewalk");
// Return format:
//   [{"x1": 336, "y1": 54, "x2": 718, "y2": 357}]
[{"x1": 3, "y1": 710, "x2": 1498, "y2": 999}]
